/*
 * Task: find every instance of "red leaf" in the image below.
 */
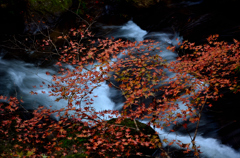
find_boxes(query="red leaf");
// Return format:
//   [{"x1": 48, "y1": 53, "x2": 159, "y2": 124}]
[{"x1": 183, "y1": 123, "x2": 188, "y2": 129}]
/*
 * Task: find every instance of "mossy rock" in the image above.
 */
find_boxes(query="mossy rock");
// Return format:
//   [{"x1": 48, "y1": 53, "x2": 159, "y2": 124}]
[
  {"x1": 125, "y1": 0, "x2": 157, "y2": 8},
  {"x1": 28, "y1": 0, "x2": 72, "y2": 15},
  {"x1": 108, "y1": 118, "x2": 157, "y2": 135},
  {"x1": 107, "y1": 118, "x2": 160, "y2": 158}
]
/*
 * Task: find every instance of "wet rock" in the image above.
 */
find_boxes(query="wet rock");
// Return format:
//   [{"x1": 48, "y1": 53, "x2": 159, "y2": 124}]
[
  {"x1": 24, "y1": 0, "x2": 73, "y2": 33},
  {"x1": 124, "y1": 0, "x2": 157, "y2": 8},
  {"x1": 152, "y1": 146, "x2": 195, "y2": 158},
  {"x1": 102, "y1": 0, "x2": 240, "y2": 44},
  {"x1": 107, "y1": 118, "x2": 160, "y2": 158},
  {"x1": 205, "y1": 91, "x2": 240, "y2": 149}
]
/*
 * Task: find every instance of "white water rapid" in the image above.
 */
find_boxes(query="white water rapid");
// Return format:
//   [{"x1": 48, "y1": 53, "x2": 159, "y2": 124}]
[{"x1": 0, "y1": 20, "x2": 240, "y2": 157}]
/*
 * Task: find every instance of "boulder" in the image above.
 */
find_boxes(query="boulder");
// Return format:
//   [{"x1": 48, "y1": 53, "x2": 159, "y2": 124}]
[
  {"x1": 107, "y1": 118, "x2": 160, "y2": 158},
  {"x1": 25, "y1": 0, "x2": 73, "y2": 33},
  {"x1": 28, "y1": 0, "x2": 72, "y2": 15},
  {"x1": 125, "y1": 0, "x2": 157, "y2": 8},
  {"x1": 102, "y1": 0, "x2": 240, "y2": 44}
]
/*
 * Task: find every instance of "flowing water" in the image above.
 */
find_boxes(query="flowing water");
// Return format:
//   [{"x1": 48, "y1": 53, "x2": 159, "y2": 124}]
[{"x1": 0, "y1": 20, "x2": 240, "y2": 157}]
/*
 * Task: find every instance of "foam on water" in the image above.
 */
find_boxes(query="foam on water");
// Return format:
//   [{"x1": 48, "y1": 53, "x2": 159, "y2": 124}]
[
  {"x1": 140, "y1": 120, "x2": 240, "y2": 158},
  {"x1": 103, "y1": 20, "x2": 147, "y2": 41},
  {"x1": 0, "y1": 58, "x2": 115, "y2": 118},
  {"x1": 1, "y1": 20, "x2": 240, "y2": 157},
  {"x1": 107, "y1": 20, "x2": 240, "y2": 157}
]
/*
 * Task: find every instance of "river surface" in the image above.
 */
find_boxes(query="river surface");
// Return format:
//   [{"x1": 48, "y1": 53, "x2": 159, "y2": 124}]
[{"x1": 0, "y1": 20, "x2": 240, "y2": 158}]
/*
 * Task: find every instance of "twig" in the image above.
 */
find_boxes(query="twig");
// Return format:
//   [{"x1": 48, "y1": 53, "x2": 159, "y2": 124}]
[{"x1": 191, "y1": 96, "x2": 208, "y2": 158}]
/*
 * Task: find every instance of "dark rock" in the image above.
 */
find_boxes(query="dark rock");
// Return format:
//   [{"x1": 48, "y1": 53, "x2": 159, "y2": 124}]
[
  {"x1": 23, "y1": 0, "x2": 73, "y2": 34},
  {"x1": 107, "y1": 118, "x2": 160, "y2": 157},
  {"x1": 152, "y1": 146, "x2": 195, "y2": 158},
  {"x1": 205, "y1": 91, "x2": 240, "y2": 149},
  {"x1": 102, "y1": 0, "x2": 240, "y2": 44}
]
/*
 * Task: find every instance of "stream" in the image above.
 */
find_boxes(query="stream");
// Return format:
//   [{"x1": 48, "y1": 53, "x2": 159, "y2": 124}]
[{"x1": 0, "y1": 20, "x2": 240, "y2": 158}]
